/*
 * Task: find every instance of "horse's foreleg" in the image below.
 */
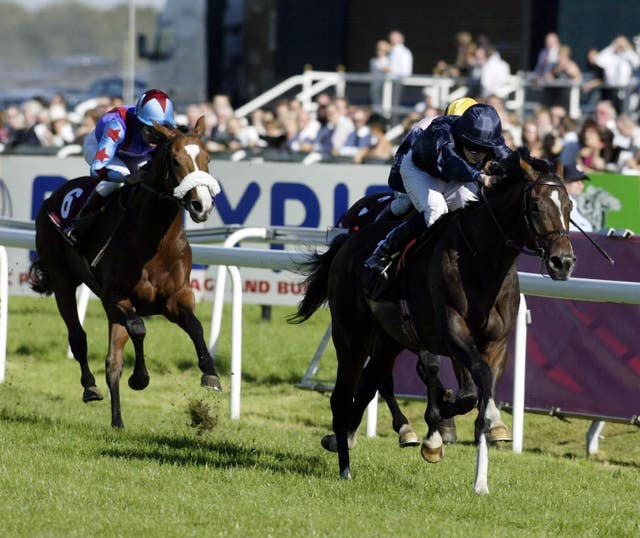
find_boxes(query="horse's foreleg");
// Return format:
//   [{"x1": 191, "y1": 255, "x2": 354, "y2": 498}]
[
  {"x1": 451, "y1": 359, "x2": 477, "y2": 415},
  {"x1": 444, "y1": 312, "x2": 495, "y2": 493},
  {"x1": 175, "y1": 304, "x2": 221, "y2": 391},
  {"x1": 484, "y1": 342, "x2": 511, "y2": 442},
  {"x1": 419, "y1": 350, "x2": 445, "y2": 463},
  {"x1": 416, "y1": 351, "x2": 459, "y2": 443},
  {"x1": 106, "y1": 323, "x2": 128, "y2": 429},
  {"x1": 53, "y1": 284, "x2": 102, "y2": 402}
]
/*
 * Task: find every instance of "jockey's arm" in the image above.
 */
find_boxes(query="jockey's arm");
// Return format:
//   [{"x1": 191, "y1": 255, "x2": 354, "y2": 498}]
[
  {"x1": 437, "y1": 142, "x2": 480, "y2": 183},
  {"x1": 89, "y1": 118, "x2": 127, "y2": 181}
]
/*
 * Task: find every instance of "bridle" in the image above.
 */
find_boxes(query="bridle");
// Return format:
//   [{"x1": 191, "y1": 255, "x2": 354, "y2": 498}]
[
  {"x1": 138, "y1": 137, "x2": 192, "y2": 210},
  {"x1": 480, "y1": 175, "x2": 569, "y2": 261}
]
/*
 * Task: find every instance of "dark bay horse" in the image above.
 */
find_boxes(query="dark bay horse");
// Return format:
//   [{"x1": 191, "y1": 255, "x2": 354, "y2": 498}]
[
  {"x1": 290, "y1": 151, "x2": 576, "y2": 493},
  {"x1": 29, "y1": 117, "x2": 222, "y2": 429}
]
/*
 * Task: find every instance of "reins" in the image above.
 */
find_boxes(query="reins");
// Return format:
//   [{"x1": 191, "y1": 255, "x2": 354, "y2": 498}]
[
  {"x1": 478, "y1": 177, "x2": 567, "y2": 259},
  {"x1": 479, "y1": 174, "x2": 614, "y2": 266},
  {"x1": 137, "y1": 139, "x2": 190, "y2": 209}
]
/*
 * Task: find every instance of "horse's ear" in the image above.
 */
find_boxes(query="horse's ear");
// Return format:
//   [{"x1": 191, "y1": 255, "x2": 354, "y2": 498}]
[
  {"x1": 519, "y1": 157, "x2": 537, "y2": 182},
  {"x1": 554, "y1": 159, "x2": 564, "y2": 178},
  {"x1": 152, "y1": 121, "x2": 177, "y2": 140},
  {"x1": 194, "y1": 115, "x2": 206, "y2": 137}
]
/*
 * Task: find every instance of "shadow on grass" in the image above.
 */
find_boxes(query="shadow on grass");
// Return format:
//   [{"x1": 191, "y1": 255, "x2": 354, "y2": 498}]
[
  {"x1": 1, "y1": 407, "x2": 329, "y2": 476},
  {"x1": 241, "y1": 372, "x2": 302, "y2": 385},
  {"x1": 100, "y1": 433, "x2": 327, "y2": 477}
]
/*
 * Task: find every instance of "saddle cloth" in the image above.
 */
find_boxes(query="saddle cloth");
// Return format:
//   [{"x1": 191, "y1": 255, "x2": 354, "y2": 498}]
[{"x1": 47, "y1": 179, "x2": 100, "y2": 229}]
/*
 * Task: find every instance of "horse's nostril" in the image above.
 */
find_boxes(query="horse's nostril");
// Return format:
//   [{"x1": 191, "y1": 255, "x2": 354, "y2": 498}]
[
  {"x1": 550, "y1": 255, "x2": 575, "y2": 273},
  {"x1": 192, "y1": 201, "x2": 203, "y2": 212}
]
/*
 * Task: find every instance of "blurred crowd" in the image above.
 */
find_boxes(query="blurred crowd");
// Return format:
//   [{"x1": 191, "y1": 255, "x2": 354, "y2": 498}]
[{"x1": 1, "y1": 30, "x2": 640, "y2": 179}]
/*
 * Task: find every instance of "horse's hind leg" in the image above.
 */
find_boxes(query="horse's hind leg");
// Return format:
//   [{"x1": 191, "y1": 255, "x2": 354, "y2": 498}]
[
  {"x1": 175, "y1": 304, "x2": 221, "y2": 391},
  {"x1": 322, "y1": 336, "x2": 411, "y2": 453},
  {"x1": 418, "y1": 351, "x2": 446, "y2": 463},
  {"x1": 106, "y1": 322, "x2": 128, "y2": 429},
  {"x1": 378, "y1": 374, "x2": 419, "y2": 447},
  {"x1": 328, "y1": 322, "x2": 370, "y2": 480},
  {"x1": 106, "y1": 298, "x2": 149, "y2": 391},
  {"x1": 53, "y1": 284, "x2": 102, "y2": 402}
]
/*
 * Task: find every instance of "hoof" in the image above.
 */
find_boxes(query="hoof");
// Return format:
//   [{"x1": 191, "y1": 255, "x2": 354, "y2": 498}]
[
  {"x1": 439, "y1": 426, "x2": 458, "y2": 445},
  {"x1": 128, "y1": 374, "x2": 150, "y2": 391},
  {"x1": 340, "y1": 468, "x2": 352, "y2": 480},
  {"x1": 201, "y1": 374, "x2": 222, "y2": 391},
  {"x1": 82, "y1": 385, "x2": 103, "y2": 402},
  {"x1": 421, "y1": 440, "x2": 444, "y2": 463},
  {"x1": 438, "y1": 418, "x2": 458, "y2": 445},
  {"x1": 322, "y1": 434, "x2": 338, "y2": 452},
  {"x1": 398, "y1": 424, "x2": 419, "y2": 447},
  {"x1": 111, "y1": 419, "x2": 124, "y2": 430},
  {"x1": 489, "y1": 424, "x2": 511, "y2": 443}
]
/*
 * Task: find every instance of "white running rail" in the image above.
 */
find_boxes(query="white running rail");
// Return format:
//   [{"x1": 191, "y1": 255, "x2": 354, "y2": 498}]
[{"x1": 1, "y1": 225, "x2": 639, "y2": 451}]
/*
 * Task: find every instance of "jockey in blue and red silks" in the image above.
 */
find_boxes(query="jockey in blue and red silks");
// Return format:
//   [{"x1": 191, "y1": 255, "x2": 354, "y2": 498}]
[{"x1": 60, "y1": 88, "x2": 176, "y2": 246}]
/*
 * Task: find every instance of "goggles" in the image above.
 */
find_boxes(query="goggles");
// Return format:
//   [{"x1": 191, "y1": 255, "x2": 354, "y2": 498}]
[
  {"x1": 463, "y1": 140, "x2": 491, "y2": 154},
  {"x1": 139, "y1": 122, "x2": 162, "y2": 143}
]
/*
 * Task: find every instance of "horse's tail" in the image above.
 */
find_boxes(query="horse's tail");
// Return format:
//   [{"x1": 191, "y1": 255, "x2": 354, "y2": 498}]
[
  {"x1": 28, "y1": 260, "x2": 54, "y2": 296},
  {"x1": 287, "y1": 233, "x2": 350, "y2": 324}
]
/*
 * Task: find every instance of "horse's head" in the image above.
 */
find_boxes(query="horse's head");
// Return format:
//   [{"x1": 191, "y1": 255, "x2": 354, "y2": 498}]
[
  {"x1": 153, "y1": 116, "x2": 221, "y2": 223},
  {"x1": 519, "y1": 157, "x2": 575, "y2": 280}
]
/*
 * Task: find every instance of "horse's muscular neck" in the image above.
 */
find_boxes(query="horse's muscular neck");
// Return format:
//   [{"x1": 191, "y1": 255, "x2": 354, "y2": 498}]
[{"x1": 134, "y1": 152, "x2": 183, "y2": 256}]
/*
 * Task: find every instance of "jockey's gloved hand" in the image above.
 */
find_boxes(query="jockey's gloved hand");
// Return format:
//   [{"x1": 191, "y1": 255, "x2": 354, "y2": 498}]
[
  {"x1": 477, "y1": 173, "x2": 499, "y2": 189},
  {"x1": 125, "y1": 171, "x2": 146, "y2": 185}
]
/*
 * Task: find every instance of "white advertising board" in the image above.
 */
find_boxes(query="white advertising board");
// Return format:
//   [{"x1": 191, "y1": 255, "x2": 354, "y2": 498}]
[{"x1": 0, "y1": 155, "x2": 390, "y2": 305}]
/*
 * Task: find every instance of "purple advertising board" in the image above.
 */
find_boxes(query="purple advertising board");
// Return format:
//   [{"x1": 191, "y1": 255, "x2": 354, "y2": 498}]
[{"x1": 392, "y1": 234, "x2": 640, "y2": 422}]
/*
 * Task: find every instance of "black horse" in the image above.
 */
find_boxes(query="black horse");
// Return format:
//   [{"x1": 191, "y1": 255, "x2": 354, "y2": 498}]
[
  {"x1": 290, "y1": 151, "x2": 576, "y2": 493},
  {"x1": 29, "y1": 117, "x2": 222, "y2": 429}
]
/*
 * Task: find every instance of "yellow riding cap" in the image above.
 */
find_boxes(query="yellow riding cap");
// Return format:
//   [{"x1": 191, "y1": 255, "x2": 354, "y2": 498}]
[{"x1": 444, "y1": 97, "x2": 478, "y2": 116}]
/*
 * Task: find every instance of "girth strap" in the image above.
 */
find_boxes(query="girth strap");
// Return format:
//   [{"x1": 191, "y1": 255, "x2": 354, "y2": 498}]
[{"x1": 399, "y1": 299, "x2": 423, "y2": 348}]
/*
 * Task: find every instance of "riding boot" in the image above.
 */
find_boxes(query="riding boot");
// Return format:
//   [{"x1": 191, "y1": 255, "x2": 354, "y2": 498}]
[
  {"x1": 62, "y1": 190, "x2": 105, "y2": 247},
  {"x1": 364, "y1": 220, "x2": 416, "y2": 278}
]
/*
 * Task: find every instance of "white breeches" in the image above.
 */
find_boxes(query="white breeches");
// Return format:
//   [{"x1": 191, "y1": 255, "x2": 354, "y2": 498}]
[{"x1": 391, "y1": 148, "x2": 479, "y2": 226}]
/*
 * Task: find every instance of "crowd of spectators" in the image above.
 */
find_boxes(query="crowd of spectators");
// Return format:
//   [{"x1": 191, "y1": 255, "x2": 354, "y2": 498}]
[{"x1": 2, "y1": 29, "x2": 640, "y2": 181}]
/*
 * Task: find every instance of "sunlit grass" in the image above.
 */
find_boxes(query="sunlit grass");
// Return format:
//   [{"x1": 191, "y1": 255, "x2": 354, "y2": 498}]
[{"x1": 0, "y1": 297, "x2": 638, "y2": 537}]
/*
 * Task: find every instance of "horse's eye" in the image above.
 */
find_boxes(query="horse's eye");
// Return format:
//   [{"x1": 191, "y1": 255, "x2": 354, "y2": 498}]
[
  {"x1": 530, "y1": 202, "x2": 540, "y2": 213},
  {"x1": 172, "y1": 158, "x2": 181, "y2": 168}
]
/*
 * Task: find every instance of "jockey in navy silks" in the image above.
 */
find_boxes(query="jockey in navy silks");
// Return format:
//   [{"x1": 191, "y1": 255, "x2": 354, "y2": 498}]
[
  {"x1": 61, "y1": 89, "x2": 176, "y2": 246},
  {"x1": 364, "y1": 102, "x2": 512, "y2": 277}
]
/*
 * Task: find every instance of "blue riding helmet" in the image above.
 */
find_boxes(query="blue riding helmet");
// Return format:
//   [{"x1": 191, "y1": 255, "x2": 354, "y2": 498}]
[
  {"x1": 135, "y1": 89, "x2": 176, "y2": 127},
  {"x1": 453, "y1": 103, "x2": 504, "y2": 148}
]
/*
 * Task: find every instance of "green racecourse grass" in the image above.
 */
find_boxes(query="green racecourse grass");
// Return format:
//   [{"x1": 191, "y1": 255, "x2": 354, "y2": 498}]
[{"x1": 1, "y1": 297, "x2": 638, "y2": 538}]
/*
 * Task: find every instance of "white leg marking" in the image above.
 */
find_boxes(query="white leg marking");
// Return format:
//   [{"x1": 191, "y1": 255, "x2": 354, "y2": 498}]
[
  {"x1": 485, "y1": 398, "x2": 502, "y2": 428},
  {"x1": 424, "y1": 430, "x2": 443, "y2": 450},
  {"x1": 474, "y1": 433, "x2": 490, "y2": 495}
]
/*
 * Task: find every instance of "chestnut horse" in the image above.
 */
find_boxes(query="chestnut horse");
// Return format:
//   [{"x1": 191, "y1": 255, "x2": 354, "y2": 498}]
[
  {"x1": 29, "y1": 117, "x2": 222, "y2": 429},
  {"x1": 290, "y1": 151, "x2": 576, "y2": 493}
]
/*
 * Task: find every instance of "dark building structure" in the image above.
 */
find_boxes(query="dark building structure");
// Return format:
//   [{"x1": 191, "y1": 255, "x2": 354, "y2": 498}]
[{"x1": 144, "y1": 0, "x2": 640, "y2": 107}]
